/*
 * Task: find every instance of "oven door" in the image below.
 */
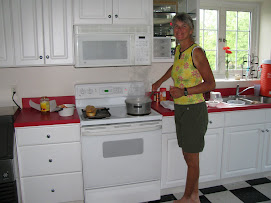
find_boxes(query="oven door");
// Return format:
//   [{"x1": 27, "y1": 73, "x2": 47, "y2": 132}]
[{"x1": 81, "y1": 121, "x2": 162, "y2": 189}]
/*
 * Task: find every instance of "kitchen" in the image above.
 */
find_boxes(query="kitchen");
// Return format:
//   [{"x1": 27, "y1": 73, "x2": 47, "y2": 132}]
[{"x1": 0, "y1": 0, "x2": 271, "y2": 202}]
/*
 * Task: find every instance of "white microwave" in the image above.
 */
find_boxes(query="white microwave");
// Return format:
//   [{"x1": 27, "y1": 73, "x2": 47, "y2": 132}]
[{"x1": 74, "y1": 25, "x2": 152, "y2": 68}]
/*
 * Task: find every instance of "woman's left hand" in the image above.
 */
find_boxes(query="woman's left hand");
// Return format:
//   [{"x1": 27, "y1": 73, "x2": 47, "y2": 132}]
[{"x1": 169, "y1": 86, "x2": 184, "y2": 98}]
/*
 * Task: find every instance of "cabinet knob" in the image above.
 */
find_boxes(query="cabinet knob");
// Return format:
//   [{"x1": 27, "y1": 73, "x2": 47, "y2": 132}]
[
  {"x1": 51, "y1": 189, "x2": 55, "y2": 192},
  {"x1": 49, "y1": 159, "x2": 53, "y2": 163},
  {"x1": 115, "y1": 14, "x2": 118, "y2": 18},
  {"x1": 39, "y1": 56, "x2": 43, "y2": 59},
  {"x1": 209, "y1": 120, "x2": 213, "y2": 124},
  {"x1": 108, "y1": 15, "x2": 111, "y2": 18},
  {"x1": 261, "y1": 130, "x2": 265, "y2": 133},
  {"x1": 266, "y1": 129, "x2": 270, "y2": 132},
  {"x1": 46, "y1": 55, "x2": 49, "y2": 59},
  {"x1": 47, "y1": 134, "x2": 50, "y2": 138}
]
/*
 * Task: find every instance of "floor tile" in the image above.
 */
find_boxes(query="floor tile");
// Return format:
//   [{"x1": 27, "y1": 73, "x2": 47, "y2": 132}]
[
  {"x1": 246, "y1": 177, "x2": 271, "y2": 186},
  {"x1": 224, "y1": 181, "x2": 251, "y2": 190},
  {"x1": 205, "y1": 191, "x2": 243, "y2": 203},
  {"x1": 230, "y1": 186, "x2": 270, "y2": 203},
  {"x1": 148, "y1": 194, "x2": 177, "y2": 203},
  {"x1": 253, "y1": 183, "x2": 271, "y2": 199},
  {"x1": 199, "y1": 195, "x2": 212, "y2": 203},
  {"x1": 200, "y1": 185, "x2": 227, "y2": 195}
]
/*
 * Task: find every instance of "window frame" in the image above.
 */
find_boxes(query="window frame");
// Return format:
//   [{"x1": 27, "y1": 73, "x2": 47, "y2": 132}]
[{"x1": 200, "y1": 1, "x2": 260, "y2": 79}]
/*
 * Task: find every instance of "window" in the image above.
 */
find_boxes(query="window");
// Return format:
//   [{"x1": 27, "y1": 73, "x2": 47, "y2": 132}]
[{"x1": 199, "y1": 2, "x2": 259, "y2": 79}]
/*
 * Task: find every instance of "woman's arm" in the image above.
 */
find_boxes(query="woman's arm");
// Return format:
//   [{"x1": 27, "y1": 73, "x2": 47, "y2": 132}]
[
  {"x1": 170, "y1": 48, "x2": 215, "y2": 98},
  {"x1": 152, "y1": 65, "x2": 173, "y2": 91}
]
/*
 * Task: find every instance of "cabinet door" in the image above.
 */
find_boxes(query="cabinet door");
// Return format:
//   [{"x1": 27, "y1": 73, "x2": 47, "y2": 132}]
[
  {"x1": 113, "y1": 0, "x2": 151, "y2": 24},
  {"x1": 73, "y1": 0, "x2": 113, "y2": 24},
  {"x1": 0, "y1": 1, "x2": 14, "y2": 67},
  {"x1": 161, "y1": 132, "x2": 187, "y2": 189},
  {"x1": 21, "y1": 172, "x2": 84, "y2": 203},
  {"x1": 221, "y1": 124, "x2": 265, "y2": 178},
  {"x1": 262, "y1": 123, "x2": 271, "y2": 172},
  {"x1": 12, "y1": 0, "x2": 44, "y2": 66},
  {"x1": 43, "y1": 0, "x2": 73, "y2": 65},
  {"x1": 199, "y1": 128, "x2": 223, "y2": 182}
]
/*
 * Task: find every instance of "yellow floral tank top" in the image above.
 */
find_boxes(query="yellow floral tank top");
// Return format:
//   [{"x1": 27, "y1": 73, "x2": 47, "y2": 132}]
[{"x1": 171, "y1": 43, "x2": 205, "y2": 105}]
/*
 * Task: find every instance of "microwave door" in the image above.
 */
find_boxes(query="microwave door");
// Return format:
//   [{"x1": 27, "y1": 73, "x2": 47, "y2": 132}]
[{"x1": 75, "y1": 34, "x2": 132, "y2": 67}]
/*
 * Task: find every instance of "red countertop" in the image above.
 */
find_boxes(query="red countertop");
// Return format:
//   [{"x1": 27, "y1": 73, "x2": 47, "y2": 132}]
[
  {"x1": 14, "y1": 96, "x2": 80, "y2": 127},
  {"x1": 151, "y1": 88, "x2": 271, "y2": 116}
]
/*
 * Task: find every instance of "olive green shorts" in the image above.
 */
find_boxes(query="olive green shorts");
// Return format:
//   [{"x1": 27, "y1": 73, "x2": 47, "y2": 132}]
[{"x1": 174, "y1": 102, "x2": 208, "y2": 153}]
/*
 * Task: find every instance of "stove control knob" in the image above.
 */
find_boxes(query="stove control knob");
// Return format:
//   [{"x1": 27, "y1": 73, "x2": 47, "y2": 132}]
[
  {"x1": 80, "y1": 88, "x2": 86, "y2": 95},
  {"x1": 87, "y1": 88, "x2": 93, "y2": 95}
]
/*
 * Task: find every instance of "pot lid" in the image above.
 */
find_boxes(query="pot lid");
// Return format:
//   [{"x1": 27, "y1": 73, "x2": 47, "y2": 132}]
[{"x1": 125, "y1": 96, "x2": 152, "y2": 104}]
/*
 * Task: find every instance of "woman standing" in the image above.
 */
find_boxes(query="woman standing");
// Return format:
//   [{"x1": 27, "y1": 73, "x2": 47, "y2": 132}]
[{"x1": 152, "y1": 13, "x2": 215, "y2": 203}]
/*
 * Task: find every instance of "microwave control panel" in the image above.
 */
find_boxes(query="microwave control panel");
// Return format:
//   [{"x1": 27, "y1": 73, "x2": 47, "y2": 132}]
[{"x1": 135, "y1": 34, "x2": 151, "y2": 65}]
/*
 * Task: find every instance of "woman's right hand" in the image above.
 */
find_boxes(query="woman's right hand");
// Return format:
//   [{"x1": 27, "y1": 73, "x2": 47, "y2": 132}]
[{"x1": 152, "y1": 81, "x2": 162, "y2": 91}]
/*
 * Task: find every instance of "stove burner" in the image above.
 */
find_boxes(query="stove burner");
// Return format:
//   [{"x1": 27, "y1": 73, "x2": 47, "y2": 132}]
[{"x1": 82, "y1": 108, "x2": 111, "y2": 119}]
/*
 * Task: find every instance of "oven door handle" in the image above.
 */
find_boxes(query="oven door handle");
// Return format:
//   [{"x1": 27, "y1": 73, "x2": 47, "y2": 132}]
[{"x1": 82, "y1": 124, "x2": 161, "y2": 136}]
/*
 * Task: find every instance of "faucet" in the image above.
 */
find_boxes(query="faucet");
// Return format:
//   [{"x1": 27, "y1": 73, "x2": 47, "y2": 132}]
[{"x1": 235, "y1": 84, "x2": 254, "y2": 97}]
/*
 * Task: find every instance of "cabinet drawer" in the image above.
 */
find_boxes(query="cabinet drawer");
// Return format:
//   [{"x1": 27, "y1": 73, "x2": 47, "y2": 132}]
[
  {"x1": 208, "y1": 113, "x2": 224, "y2": 129},
  {"x1": 225, "y1": 109, "x2": 265, "y2": 127},
  {"x1": 16, "y1": 124, "x2": 80, "y2": 146},
  {"x1": 21, "y1": 172, "x2": 84, "y2": 203},
  {"x1": 18, "y1": 143, "x2": 82, "y2": 177},
  {"x1": 162, "y1": 116, "x2": 176, "y2": 134}
]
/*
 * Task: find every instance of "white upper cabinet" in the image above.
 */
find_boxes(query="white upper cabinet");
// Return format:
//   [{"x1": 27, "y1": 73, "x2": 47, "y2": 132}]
[
  {"x1": 0, "y1": 1, "x2": 14, "y2": 67},
  {"x1": 11, "y1": 0, "x2": 73, "y2": 66},
  {"x1": 74, "y1": 0, "x2": 152, "y2": 25}
]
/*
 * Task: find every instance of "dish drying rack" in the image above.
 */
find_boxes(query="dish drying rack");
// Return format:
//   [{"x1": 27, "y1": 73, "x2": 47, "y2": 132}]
[{"x1": 241, "y1": 54, "x2": 259, "y2": 79}]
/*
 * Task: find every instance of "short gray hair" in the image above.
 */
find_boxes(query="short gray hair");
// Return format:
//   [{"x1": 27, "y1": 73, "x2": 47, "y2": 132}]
[{"x1": 172, "y1": 12, "x2": 194, "y2": 30}]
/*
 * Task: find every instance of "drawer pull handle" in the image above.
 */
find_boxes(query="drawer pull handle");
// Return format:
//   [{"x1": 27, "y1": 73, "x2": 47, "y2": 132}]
[
  {"x1": 261, "y1": 130, "x2": 265, "y2": 133},
  {"x1": 49, "y1": 159, "x2": 53, "y2": 162},
  {"x1": 51, "y1": 189, "x2": 55, "y2": 192},
  {"x1": 209, "y1": 121, "x2": 213, "y2": 124},
  {"x1": 266, "y1": 129, "x2": 269, "y2": 132},
  {"x1": 47, "y1": 135, "x2": 50, "y2": 138}
]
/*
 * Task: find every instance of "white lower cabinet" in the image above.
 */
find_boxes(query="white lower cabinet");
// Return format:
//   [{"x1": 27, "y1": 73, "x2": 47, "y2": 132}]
[
  {"x1": 161, "y1": 113, "x2": 224, "y2": 189},
  {"x1": 221, "y1": 124, "x2": 265, "y2": 178},
  {"x1": 15, "y1": 124, "x2": 84, "y2": 203},
  {"x1": 262, "y1": 122, "x2": 271, "y2": 172}
]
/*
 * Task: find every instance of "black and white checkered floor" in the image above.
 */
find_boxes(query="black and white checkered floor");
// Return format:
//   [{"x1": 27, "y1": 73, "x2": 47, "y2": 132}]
[{"x1": 149, "y1": 177, "x2": 271, "y2": 203}]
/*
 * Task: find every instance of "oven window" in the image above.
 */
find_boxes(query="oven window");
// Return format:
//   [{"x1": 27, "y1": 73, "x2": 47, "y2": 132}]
[{"x1": 103, "y1": 138, "x2": 143, "y2": 158}]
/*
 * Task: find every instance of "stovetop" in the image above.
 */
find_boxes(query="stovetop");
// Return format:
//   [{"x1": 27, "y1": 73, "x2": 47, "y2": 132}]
[
  {"x1": 77, "y1": 105, "x2": 162, "y2": 126},
  {"x1": 75, "y1": 82, "x2": 162, "y2": 126}
]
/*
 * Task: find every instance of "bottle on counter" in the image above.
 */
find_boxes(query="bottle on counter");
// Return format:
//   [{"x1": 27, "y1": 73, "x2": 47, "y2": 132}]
[
  {"x1": 154, "y1": 92, "x2": 159, "y2": 102},
  {"x1": 160, "y1": 88, "x2": 167, "y2": 101},
  {"x1": 40, "y1": 96, "x2": 50, "y2": 114}
]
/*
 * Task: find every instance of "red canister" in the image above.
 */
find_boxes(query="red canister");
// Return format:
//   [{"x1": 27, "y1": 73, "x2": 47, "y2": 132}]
[{"x1": 260, "y1": 60, "x2": 271, "y2": 97}]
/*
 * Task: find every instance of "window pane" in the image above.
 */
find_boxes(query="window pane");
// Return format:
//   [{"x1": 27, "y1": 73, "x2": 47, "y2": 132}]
[
  {"x1": 204, "y1": 31, "x2": 217, "y2": 50},
  {"x1": 226, "y1": 11, "x2": 237, "y2": 30},
  {"x1": 204, "y1": 10, "x2": 217, "y2": 29},
  {"x1": 238, "y1": 12, "x2": 250, "y2": 31},
  {"x1": 237, "y1": 51, "x2": 249, "y2": 69},
  {"x1": 199, "y1": 30, "x2": 203, "y2": 46},
  {"x1": 206, "y1": 51, "x2": 216, "y2": 70},
  {"x1": 200, "y1": 9, "x2": 203, "y2": 29},
  {"x1": 238, "y1": 32, "x2": 249, "y2": 50},
  {"x1": 227, "y1": 50, "x2": 236, "y2": 69},
  {"x1": 226, "y1": 31, "x2": 236, "y2": 49}
]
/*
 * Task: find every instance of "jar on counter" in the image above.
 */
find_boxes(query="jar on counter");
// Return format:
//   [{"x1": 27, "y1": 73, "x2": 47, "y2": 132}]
[
  {"x1": 160, "y1": 88, "x2": 167, "y2": 101},
  {"x1": 40, "y1": 96, "x2": 50, "y2": 113}
]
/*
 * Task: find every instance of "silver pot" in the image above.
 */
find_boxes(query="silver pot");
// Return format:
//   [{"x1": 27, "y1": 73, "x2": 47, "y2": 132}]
[{"x1": 125, "y1": 96, "x2": 152, "y2": 115}]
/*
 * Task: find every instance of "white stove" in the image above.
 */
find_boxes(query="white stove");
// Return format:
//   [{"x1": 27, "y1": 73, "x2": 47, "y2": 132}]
[
  {"x1": 75, "y1": 82, "x2": 162, "y2": 126},
  {"x1": 75, "y1": 82, "x2": 162, "y2": 203}
]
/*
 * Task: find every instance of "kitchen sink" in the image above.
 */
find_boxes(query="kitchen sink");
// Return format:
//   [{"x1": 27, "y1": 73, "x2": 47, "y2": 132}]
[{"x1": 222, "y1": 95, "x2": 271, "y2": 105}]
